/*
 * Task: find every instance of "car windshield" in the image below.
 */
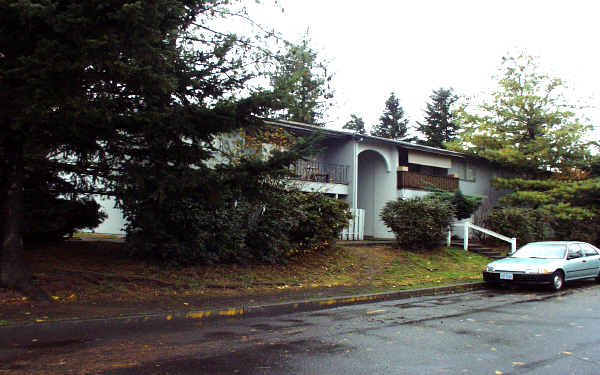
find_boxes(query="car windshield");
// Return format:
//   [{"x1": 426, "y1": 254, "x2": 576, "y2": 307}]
[{"x1": 511, "y1": 243, "x2": 567, "y2": 259}]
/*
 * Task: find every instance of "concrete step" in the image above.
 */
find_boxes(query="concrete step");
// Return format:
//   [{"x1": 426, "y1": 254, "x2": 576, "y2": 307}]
[
  {"x1": 450, "y1": 240, "x2": 505, "y2": 259},
  {"x1": 469, "y1": 249, "x2": 504, "y2": 259}
]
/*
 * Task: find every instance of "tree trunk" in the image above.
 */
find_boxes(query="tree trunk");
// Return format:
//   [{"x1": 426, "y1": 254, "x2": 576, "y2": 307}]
[{"x1": 0, "y1": 140, "x2": 50, "y2": 301}]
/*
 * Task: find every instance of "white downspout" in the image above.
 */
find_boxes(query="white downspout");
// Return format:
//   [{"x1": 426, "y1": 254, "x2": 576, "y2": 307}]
[{"x1": 352, "y1": 141, "x2": 358, "y2": 211}]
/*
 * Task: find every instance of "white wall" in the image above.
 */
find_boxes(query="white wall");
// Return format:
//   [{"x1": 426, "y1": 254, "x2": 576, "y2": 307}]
[
  {"x1": 94, "y1": 196, "x2": 127, "y2": 235},
  {"x1": 397, "y1": 189, "x2": 431, "y2": 200},
  {"x1": 356, "y1": 141, "x2": 398, "y2": 239},
  {"x1": 449, "y1": 158, "x2": 496, "y2": 197},
  {"x1": 408, "y1": 151, "x2": 452, "y2": 168}
]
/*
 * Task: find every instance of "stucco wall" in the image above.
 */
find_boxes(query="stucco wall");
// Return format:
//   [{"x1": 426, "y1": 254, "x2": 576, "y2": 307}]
[
  {"x1": 449, "y1": 158, "x2": 497, "y2": 198},
  {"x1": 356, "y1": 141, "x2": 398, "y2": 239},
  {"x1": 94, "y1": 196, "x2": 127, "y2": 235},
  {"x1": 408, "y1": 151, "x2": 452, "y2": 169}
]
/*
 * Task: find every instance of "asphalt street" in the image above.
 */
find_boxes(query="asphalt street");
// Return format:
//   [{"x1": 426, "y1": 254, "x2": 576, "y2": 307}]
[{"x1": 2, "y1": 282, "x2": 600, "y2": 375}]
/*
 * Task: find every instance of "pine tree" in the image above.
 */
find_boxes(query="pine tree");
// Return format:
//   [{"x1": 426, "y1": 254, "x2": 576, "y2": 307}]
[
  {"x1": 343, "y1": 114, "x2": 366, "y2": 134},
  {"x1": 416, "y1": 88, "x2": 459, "y2": 148},
  {"x1": 371, "y1": 93, "x2": 412, "y2": 140},
  {"x1": 0, "y1": 0, "x2": 308, "y2": 298},
  {"x1": 269, "y1": 34, "x2": 333, "y2": 126},
  {"x1": 448, "y1": 54, "x2": 592, "y2": 174}
]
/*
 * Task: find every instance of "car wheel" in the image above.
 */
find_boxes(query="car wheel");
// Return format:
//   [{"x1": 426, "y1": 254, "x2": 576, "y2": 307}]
[
  {"x1": 596, "y1": 271, "x2": 600, "y2": 283},
  {"x1": 552, "y1": 271, "x2": 564, "y2": 291}
]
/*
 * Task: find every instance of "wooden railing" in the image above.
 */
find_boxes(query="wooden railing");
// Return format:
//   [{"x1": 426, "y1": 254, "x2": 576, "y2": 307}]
[
  {"x1": 292, "y1": 159, "x2": 350, "y2": 185},
  {"x1": 397, "y1": 171, "x2": 459, "y2": 191}
]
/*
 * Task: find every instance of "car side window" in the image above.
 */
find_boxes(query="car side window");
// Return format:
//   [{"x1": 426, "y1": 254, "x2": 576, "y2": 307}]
[
  {"x1": 567, "y1": 245, "x2": 583, "y2": 259},
  {"x1": 581, "y1": 243, "x2": 599, "y2": 257}
]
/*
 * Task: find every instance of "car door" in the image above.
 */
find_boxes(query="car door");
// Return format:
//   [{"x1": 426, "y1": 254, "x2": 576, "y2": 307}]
[
  {"x1": 580, "y1": 243, "x2": 600, "y2": 278},
  {"x1": 563, "y1": 244, "x2": 587, "y2": 280}
]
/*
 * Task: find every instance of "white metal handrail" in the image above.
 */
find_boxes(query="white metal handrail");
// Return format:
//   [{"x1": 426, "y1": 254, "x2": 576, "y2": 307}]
[{"x1": 463, "y1": 222, "x2": 516, "y2": 253}]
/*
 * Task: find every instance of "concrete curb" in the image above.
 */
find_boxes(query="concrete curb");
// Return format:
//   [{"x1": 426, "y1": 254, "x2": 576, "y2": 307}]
[{"x1": 0, "y1": 282, "x2": 486, "y2": 346}]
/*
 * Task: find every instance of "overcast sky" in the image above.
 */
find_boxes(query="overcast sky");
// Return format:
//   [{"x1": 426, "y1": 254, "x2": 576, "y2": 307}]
[{"x1": 246, "y1": 0, "x2": 600, "y2": 138}]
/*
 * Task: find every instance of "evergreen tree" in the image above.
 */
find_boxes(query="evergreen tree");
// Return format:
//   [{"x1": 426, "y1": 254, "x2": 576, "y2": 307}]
[
  {"x1": 269, "y1": 34, "x2": 334, "y2": 126},
  {"x1": 0, "y1": 0, "x2": 307, "y2": 298},
  {"x1": 371, "y1": 93, "x2": 412, "y2": 140},
  {"x1": 448, "y1": 54, "x2": 592, "y2": 174},
  {"x1": 343, "y1": 114, "x2": 366, "y2": 134},
  {"x1": 416, "y1": 88, "x2": 459, "y2": 148}
]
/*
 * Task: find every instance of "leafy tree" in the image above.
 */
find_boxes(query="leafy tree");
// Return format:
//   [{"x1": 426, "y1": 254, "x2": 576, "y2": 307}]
[
  {"x1": 416, "y1": 88, "x2": 459, "y2": 148},
  {"x1": 448, "y1": 54, "x2": 593, "y2": 174},
  {"x1": 0, "y1": 1, "x2": 305, "y2": 298},
  {"x1": 343, "y1": 114, "x2": 367, "y2": 134},
  {"x1": 269, "y1": 34, "x2": 334, "y2": 126},
  {"x1": 371, "y1": 93, "x2": 412, "y2": 140}
]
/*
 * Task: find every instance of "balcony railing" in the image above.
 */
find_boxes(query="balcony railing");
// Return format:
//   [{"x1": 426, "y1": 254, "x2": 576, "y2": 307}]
[
  {"x1": 292, "y1": 159, "x2": 349, "y2": 185},
  {"x1": 397, "y1": 171, "x2": 458, "y2": 191}
]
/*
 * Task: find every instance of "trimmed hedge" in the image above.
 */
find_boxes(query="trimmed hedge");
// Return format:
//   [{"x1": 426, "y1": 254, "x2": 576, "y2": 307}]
[{"x1": 380, "y1": 196, "x2": 455, "y2": 250}]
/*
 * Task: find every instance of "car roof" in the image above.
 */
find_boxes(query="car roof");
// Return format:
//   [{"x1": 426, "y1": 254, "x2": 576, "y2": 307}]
[{"x1": 527, "y1": 241, "x2": 585, "y2": 245}]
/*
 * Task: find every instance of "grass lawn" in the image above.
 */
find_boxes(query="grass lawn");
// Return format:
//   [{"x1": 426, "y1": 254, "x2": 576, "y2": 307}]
[{"x1": 0, "y1": 239, "x2": 491, "y2": 307}]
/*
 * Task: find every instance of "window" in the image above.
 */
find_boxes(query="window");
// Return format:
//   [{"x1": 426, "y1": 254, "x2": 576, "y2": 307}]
[
  {"x1": 407, "y1": 164, "x2": 447, "y2": 177},
  {"x1": 567, "y1": 244, "x2": 583, "y2": 259},
  {"x1": 453, "y1": 160, "x2": 476, "y2": 182},
  {"x1": 581, "y1": 243, "x2": 599, "y2": 257}
]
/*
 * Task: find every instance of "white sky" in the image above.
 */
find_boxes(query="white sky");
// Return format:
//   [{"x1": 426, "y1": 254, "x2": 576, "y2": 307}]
[{"x1": 246, "y1": 0, "x2": 600, "y2": 138}]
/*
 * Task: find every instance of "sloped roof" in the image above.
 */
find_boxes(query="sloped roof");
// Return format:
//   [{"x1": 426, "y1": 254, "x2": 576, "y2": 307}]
[{"x1": 264, "y1": 119, "x2": 467, "y2": 159}]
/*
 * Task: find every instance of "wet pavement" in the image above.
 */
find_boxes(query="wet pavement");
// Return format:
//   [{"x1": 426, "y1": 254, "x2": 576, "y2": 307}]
[{"x1": 2, "y1": 282, "x2": 600, "y2": 374}]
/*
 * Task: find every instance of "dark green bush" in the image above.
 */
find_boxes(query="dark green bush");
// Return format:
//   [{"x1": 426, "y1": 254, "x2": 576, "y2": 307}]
[
  {"x1": 124, "y1": 189, "x2": 350, "y2": 265},
  {"x1": 23, "y1": 197, "x2": 106, "y2": 242},
  {"x1": 485, "y1": 207, "x2": 547, "y2": 245},
  {"x1": 0, "y1": 161, "x2": 106, "y2": 242},
  {"x1": 429, "y1": 189, "x2": 482, "y2": 220},
  {"x1": 547, "y1": 216, "x2": 600, "y2": 246},
  {"x1": 287, "y1": 192, "x2": 351, "y2": 253},
  {"x1": 380, "y1": 196, "x2": 455, "y2": 250},
  {"x1": 485, "y1": 207, "x2": 600, "y2": 247}
]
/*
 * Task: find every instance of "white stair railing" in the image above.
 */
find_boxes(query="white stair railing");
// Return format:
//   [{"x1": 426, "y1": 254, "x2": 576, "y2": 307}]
[{"x1": 460, "y1": 222, "x2": 516, "y2": 253}]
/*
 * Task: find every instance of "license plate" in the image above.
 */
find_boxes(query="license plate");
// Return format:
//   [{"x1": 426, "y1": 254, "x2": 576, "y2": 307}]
[{"x1": 500, "y1": 272, "x2": 513, "y2": 280}]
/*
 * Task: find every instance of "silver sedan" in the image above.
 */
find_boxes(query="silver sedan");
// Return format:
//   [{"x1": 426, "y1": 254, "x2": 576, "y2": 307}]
[{"x1": 483, "y1": 241, "x2": 600, "y2": 291}]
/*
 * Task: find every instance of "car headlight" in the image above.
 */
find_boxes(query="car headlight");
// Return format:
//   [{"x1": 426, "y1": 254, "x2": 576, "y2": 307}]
[
  {"x1": 525, "y1": 267, "x2": 551, "y2": 274},
  {"x1": 485, "y1": 266, "x2": 495, "y2": 272}
]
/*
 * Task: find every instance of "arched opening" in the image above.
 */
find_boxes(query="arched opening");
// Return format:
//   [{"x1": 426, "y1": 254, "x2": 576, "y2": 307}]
[{"x1": 357, "y1": 150, "x2": 390, "y2": 238}]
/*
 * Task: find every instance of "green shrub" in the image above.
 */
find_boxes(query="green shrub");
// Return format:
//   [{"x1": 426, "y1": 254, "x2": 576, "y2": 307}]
[
  {"x1": 485, "y1": 207, "x2": 600, "y2": 247},
  {"x1": 429, "y1": 189, "x2": 483, "y2": 220},
  {"x1": 23, "y1": 198, "x2": 106, "y2": 242},
  {"x1": 485, "y1": 207, "x2": 547, "y2": 245},
  {"x1": 0, "y1": 161, "x2": 107, "y2": 242},
  {"x1": 547, "y1": 216, "x2": 600, "y2": 246},
  {"x1": 380, "y1": 196, "x2": 455, "y2": 250},
  {"x1": 288, "y1": 192, "x2": 351, "y2": 253},
  {"x1": 124, "y1": 189, "x2": 350, "y2": 265}
]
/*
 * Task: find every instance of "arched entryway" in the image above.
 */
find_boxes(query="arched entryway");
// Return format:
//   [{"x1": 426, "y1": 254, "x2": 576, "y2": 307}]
[{"x1": 357, "y1": 149, "x2": 394, "y2": 239}]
